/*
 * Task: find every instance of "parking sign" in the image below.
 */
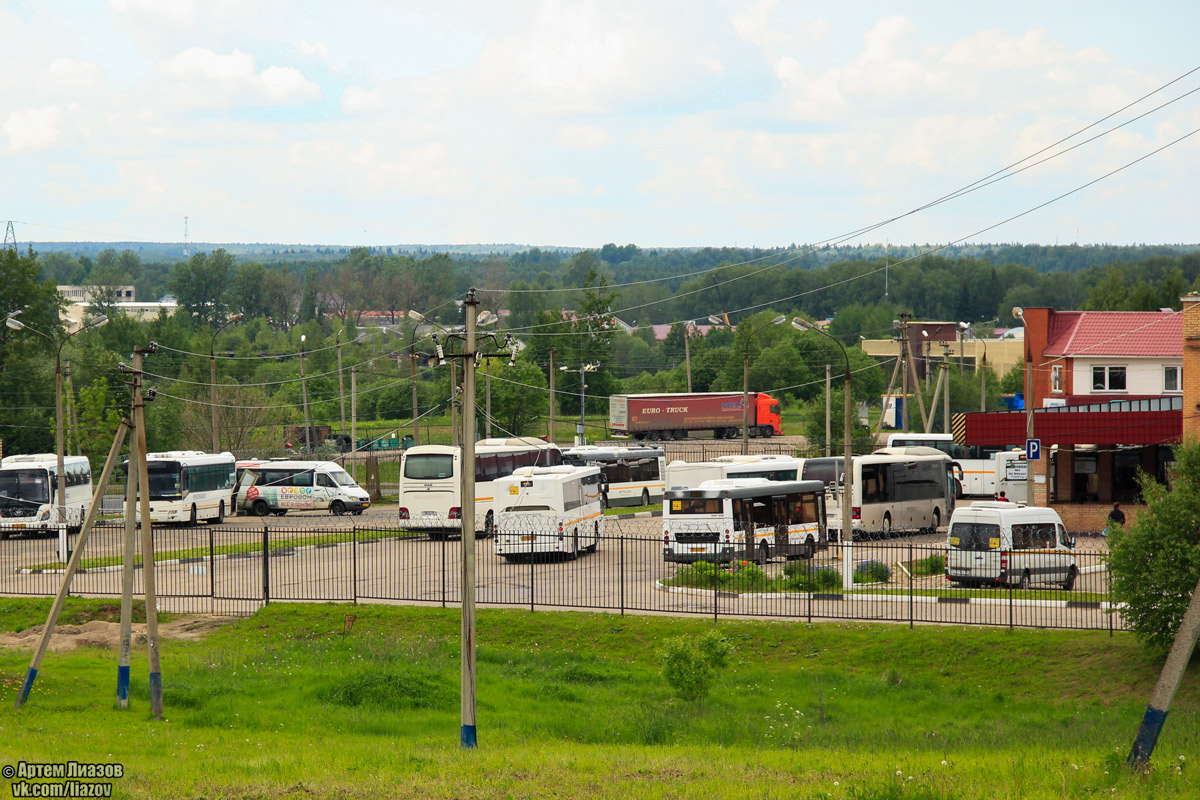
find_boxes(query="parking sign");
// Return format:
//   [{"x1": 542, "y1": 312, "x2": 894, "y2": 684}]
[{"x1": 1026, "y1": 438, "x2": 1041, "y2": 461}]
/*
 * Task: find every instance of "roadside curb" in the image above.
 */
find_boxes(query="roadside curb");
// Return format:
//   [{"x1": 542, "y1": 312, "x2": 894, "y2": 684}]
[{"x1": 609, "y1": 510, "x2": 662, "y2": 520}]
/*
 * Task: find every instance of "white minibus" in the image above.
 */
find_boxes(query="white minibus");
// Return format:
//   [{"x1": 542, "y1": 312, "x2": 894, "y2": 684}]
[
  {"x1": 946, "y1": 501, "x2": 1077, "y2": 589},
  {"x1": 494, "y1": 465, "x2": 606, "y2": 561},
  {"x1": 398, "y1": 437, "x2": 562, "y2": 536},
  {"x1": 235, "y1": 459, "x2": 371, "y2": 516},
  {"x1": 665, "y1": 454, "x2": 804, "y2": 492},
  {"x1": 561, "y1": 445, "x2": 665, "y2": 507},
  {"x1": 662, "y1": 478, "x2": 827, "y2": 564},
  {"x1": 0, "y1": 454, "x2": 93, "y2": 537},
  {"x1": 813, "y1": 447, "x2": 959, "y2": 537},
  {"x1": 130, "y1": 451, "x2": 237, "y2": 525}
]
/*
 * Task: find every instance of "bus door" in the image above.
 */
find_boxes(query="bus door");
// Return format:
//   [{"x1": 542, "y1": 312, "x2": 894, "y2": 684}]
[
  {"x1": 315, "y1": 471, "x2": 338, "y2": 508},
  {"x1": 771, "y1": 496, "x2": 790, "y2": 553}
]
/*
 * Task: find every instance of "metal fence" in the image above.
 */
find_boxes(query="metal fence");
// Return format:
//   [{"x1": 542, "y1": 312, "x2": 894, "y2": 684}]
[{"x1": 0, "y1": 519, "x2": 1122, "y2": 632}]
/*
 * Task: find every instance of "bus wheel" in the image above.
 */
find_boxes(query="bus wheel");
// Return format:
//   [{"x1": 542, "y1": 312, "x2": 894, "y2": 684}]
[
  {"x1": 253, "y1": 500, "x2": 270, "y2": 517},
  {"x1": 331, "y1": 500, "x2": 347, "y2": 516},
  {"x1": 569, "y1": 531, "x2": 580, "y2": 560},
  {"x1": 484, "y1": 511, "x2": 494, "y2": 538},
  {"x1": 640, "y1": 488, "x2": 650, "y2": 507},
  {"x1": 1062, "y1": 566, "x2": 1077, "y2": 591},
  {"x1": 932, "y1": 508, "x2": 941, "y2": 530},
  {"x1": 882, "y1": 513, "x2": 893, "y2": 538},
  {"x1": 586, "y1": 521, "x2": 599, "y2": 553},
  {"x1": 216, "y1": 501, "x2": 225, "y2": 524},
  {"x1": 757, "y1": 541, "x2": 770, "y2": 564},
  {"x1": 800, "y1": 535, "x2": 816, "y2": 560},
  {"x1": 188, "y1": 505, "x2": 197, "y2": 527},
  {"x1": 1018, "y1": 570, "x2": 1031, "y2": 590}
]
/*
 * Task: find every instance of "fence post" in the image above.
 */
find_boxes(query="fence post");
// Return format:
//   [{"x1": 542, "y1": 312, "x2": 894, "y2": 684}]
[
  {"x1": 529, "y1": 536, "x2": 535, "y2": 613},
  {"x1": 262, "y1": 524, "x2": 270, "y2": 606},
  {"x1": 352, "y1": 525, "x2": 358, "y2": 605},
  {"x1": 209, "y1": 529, "x2": 215, "y2": 615},
  {"x1": 712, "y1": 557, "x2": 718, "y2": 623},
  {"x1": 440, "y1": 533, "x2": 446, "y2": 609},
  {"x1": 619, "y1": 535, "x2": 625, "y2": 617},
  {"x1": 909, "y1": 543, "x2": 914, "y2": 630}
]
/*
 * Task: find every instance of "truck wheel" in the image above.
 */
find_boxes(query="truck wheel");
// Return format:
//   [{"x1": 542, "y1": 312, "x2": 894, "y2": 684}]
[
  {"x1": 633, "y1": 433, "x2": 646, "y2": 441},
  {"x1": 727, "y1": 427, "x2": 738, "y2": 439},
  {"x1": 673, "y1": 429, "x2": 686, "y2": 440},
  {"x1": 647, "y1": 431, "x2": 659, "y2": 441},
  {"x1": 760, "y1": 426, "x2": 773, "y2": 438}
]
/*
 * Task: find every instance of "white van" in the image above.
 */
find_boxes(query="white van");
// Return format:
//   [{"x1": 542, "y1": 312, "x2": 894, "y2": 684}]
[
  {"x1": 945, "y1": 501, "x2": 1077, "y2": 590},
  {"x1": 493, "y1": 465, "x2": 605, "y2": 561},
  {"x1": 235, "y1": 460, "x2": 371, "y2": 516}
]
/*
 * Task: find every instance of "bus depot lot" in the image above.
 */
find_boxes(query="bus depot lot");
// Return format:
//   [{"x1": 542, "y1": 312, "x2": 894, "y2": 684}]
[{"x1": 0, "y1": 516, "x2": 1117, "y2": 630}]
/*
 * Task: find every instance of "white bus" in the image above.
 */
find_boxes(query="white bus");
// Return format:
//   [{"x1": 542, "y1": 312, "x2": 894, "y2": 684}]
[
  {"x1": 235, "y1": 459, "x2": 371, "y2": 516},
  {"x1": 494, "y1": 465, "x2": 606, "y2": 561},
  {"x1": 561, "y1": 445, "x2": 665, "y2": 507},
  {"x1": 0, "y1": 454, "x2": 93, "y2": 537},
  {"x1": 884, "y1": 433, "x2": 1012, "y2": 498},
  {"x1": 816, "y1": 446, "x2": 959, "y2": 537},
  {"x1": 665, "y1": 454, "x2": 804, "y2": 492},
  {"x1": 398, "y1": 437, "x2": 563, "y2": 536},
  {"x1": 129, "y1": 451, "x2": 237, "y2": 525},
  {"x1": 663, "y1": 478, "x2": 828, "y2": 563}
]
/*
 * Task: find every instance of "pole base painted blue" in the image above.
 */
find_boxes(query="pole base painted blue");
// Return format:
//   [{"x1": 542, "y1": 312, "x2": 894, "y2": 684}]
[
  {"x1": 461, "y1": 724, "x2": 477, "y2": 749},
  {"x1": 116, "y1": 665, "x2": 131, "y2": 702},
  {"x1": 15, "y1": 667, "x2": 38, "y2": 708},
  {"x1": 1129, "y1": 705, "x2": 1168, "y2": 769}
]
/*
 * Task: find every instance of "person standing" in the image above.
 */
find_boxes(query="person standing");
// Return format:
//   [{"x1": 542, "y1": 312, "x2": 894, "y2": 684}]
[{"x1": 1107, "y1": 502, "x2": 1125, "y2": 526}]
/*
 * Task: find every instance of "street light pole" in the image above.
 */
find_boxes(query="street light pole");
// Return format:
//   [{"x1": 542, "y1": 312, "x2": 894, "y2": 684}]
[
  {"x1": 336, "y1": 329, "x2": 347, "y2": 438},
  {"x1": 1013, "y1": 307, "x2": 1034, "y2": 504},
  {"x1": 299, "y1": 334, "x2": 313, "y2": 453},
  {"x1": 794, "y1": 318, "x2": 854, "y2": 592},
  {"x1": 209, "y1": 313, "x2": 243, "y2": 452},
  {"x1": 6, "y1": 313, "x2": 109, "y2": 524}
]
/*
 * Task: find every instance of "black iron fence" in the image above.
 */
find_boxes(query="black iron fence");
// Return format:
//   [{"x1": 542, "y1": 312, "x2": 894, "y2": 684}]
[{"x1": 0, "y1": 521, "x2": 1122, "y2": 632}]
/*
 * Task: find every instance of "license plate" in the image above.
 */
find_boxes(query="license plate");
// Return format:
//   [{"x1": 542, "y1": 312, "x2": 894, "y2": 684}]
[
  {"x1": 521, "y1": 536, "x2": 536, "y2": 541},
  {"x1": 690, "y1": 547, "x2": 706, "y2": 552}
]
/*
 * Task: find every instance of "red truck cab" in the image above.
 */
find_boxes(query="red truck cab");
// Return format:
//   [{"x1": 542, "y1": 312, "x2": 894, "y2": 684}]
[{"x1": 757, "y1": 393, "x2": 783, "y2": 435}]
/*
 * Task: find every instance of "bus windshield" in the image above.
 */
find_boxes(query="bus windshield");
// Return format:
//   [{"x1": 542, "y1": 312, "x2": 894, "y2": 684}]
[
  {"x1": 0, "y1": 469, "x2": 51, "y2": 509},
  {"x1": 146, "y1": 462, "x2": 184, "y2": 500},
  {"x1": 329, "y1": 468, "x2": 357, "y2": 486},
  {"x1": 404, "y1": 454, "x2": 454, "y2": 480},
  {"x1": 669, "y1": 497, "x2": 722, "y2": 515}
]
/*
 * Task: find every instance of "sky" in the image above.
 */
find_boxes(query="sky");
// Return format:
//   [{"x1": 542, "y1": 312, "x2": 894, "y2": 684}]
[{"x1": 1, "y1": 0, "x2": 1199, "y2": 249}]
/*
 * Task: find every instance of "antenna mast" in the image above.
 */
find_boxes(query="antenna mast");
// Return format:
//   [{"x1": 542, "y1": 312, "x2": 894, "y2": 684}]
[
  {"x1": 183, "y1": 216, "x2": 189, "y2": 257},
  {"x1": 3, "y1": 221, "x2": 15, "y2": 251}
]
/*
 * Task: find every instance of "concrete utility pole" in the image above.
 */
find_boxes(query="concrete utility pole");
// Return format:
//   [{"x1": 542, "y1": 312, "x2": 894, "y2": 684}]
[
  {"x1": 133, "y1": 345, "x2": 164, "y2": 719},
  {"x1": 337, "y1": 330, "x2": 347, "y2": 436},
  {"x1": 299, "y1": 334, "x2": 313, "y2": 452},
  {"x1": 1013, "y1": 307, "x2": 1034, "y2": 504},
  {"x1": 825, "y1": 363, "x2": 832, "y2": 457},
  {"x1": 209, "y1": 314, "x2": 243, "y2": 452},
  {"x1": 350, "y1": 366, "x2": 358, "y2": 481},
  {"x1": 485, "y1": 357, "x2": 492, "y2": 439},
  {"x1": 460, "y1": 293, "x2": 479, "y2": 749},
  {"x1": 549, "y1": 348, "x2": 557, "y2": 443},
  {"x1": 899, "y1": 315, "x2": 910, "y2": 433},
  {"x1": 64, "y1": 360, "x2": 78, "y2": 455},
  {"x1": 684, "y1": 322, "x2": 693, "y2": 392},
  {"x1": 410, "y1": 346, "x2": 420, "y2": 446}
]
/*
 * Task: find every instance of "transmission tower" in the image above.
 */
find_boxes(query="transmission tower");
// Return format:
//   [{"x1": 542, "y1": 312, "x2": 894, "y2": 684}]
[{"x1": 3, "y1": 221, "x2": 15, "y2": 251}]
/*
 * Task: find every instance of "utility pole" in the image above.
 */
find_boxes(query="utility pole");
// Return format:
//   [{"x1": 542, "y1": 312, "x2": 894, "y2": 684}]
[
  {"x1": 117, "y1": 384, "x2": 138, "y2": 709},
  {"x1": 548, "y1": 348, "x2": 556, "y2": 443},
  {"x1": 350, "y1": 366, "x2": 358, "y2": 481},
  {"x1": 133, "y1": 345, "x2": 163, "y2": 720},
  {"x1": 451, "y1": 359, "x2": 459, "y2": 447},
  {"x1": 460, "y1": 291, "x2": 479, "y2": 749},
  {"x1": 485, "y1": 357, "x2": 492, "y2": 439},
  {"x1": 684, "y1": 323, "x2": 693, "y2": 392},
  {"x1": 64, "y1": 360, "x2": 80, "y2": 456},
  {"x1": 899, "y1": 316, "x2": 910, "y2": 433},
  {"x1": 337, "y1": 331, "x2": 347, "y2": 436},
  {"x1": 209, "y1": 314, "x2": 243, "y2": 453},
  {"x1": 410, "y1": 346, "x2": 420, "y2": 446},
  {"x1": 825, "y1": 363, "x2": 832, "y2": 457}
]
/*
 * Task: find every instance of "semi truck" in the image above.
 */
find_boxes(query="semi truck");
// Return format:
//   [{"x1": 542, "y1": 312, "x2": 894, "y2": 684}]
[{"x1": 608, "y1": 392, "x2": 783, "y2": 441}]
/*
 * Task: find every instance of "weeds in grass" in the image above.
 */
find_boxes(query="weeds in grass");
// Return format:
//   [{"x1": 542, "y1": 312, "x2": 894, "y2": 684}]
[
  {"x1": 911, "y1": 553, "x2": 946, "y2": 576},
  {"x1": 661, "y1": 630, "x2": 732, "y2": 706}
]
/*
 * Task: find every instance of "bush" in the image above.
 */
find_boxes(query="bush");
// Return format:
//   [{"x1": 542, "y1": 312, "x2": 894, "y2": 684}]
[
  {"x1": 911, "y1": 553, "x2": 945, "y2": 576},
  {"x1": 782, "y1": 563, "x2": 843, "y2": 592},
  {"x1": 854, "y1": 559, "x2": 892, "y2": 584},
  {"x1": 661, "y1": 630, "x2": 732, "y2": 706},
  {"x1": 1109, "y1": 440, "x2": 1200, "y2": 655}
]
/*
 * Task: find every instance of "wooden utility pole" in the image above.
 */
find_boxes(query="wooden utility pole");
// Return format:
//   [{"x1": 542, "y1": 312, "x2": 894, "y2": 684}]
[
  {"x1": 117, "y1": 376, "x2": 140, "y2": 709},
  {"x1": 460, "y1": 290, "x2": 480, "y2": 748},
  {"x1": 65, "y1": 360, "x2": 79, "y2": 455},
  {"x1": 133, "y1": 346, "x2": 164, "y2": 719},
  {"x1": 900, "y1": 317, "x2": 910, "y2": 433}
]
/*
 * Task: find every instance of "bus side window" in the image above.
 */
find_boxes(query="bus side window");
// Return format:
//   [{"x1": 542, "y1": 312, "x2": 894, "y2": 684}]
[{"x1": 293, "y1": 470, "x2": 313, "y2": 488}]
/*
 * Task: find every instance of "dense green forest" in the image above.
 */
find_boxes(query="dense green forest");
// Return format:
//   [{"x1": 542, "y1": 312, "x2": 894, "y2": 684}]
[{"x1": 2, "y1": 241, "x2": 1198, "y2": 466}]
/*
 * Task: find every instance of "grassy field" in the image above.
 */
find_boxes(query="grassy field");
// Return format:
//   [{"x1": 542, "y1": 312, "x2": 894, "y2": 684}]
[{"x1": 0, "y1": 598, "x2": 1197, "y2": 799}]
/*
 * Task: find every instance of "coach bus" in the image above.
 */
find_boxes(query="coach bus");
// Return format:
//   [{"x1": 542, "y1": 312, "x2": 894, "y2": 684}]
[
  {"x1": 0, "y1": 454, "x2": 93, "y2": 537},
  {"x1": 810, "y1": 446, "x2": 959, "y2": 538},
  {"x1": 884, "y1": 433, "x2": 1012, "y2": 498},
  {"x1": 398, "y1": 437, "x2": 562, "y2": 536},
  {"x1": 665, "y1": 454, "x2": 804, "y2": 492},
  {"x1": 562, "y1": 445, "x2": 665, "y2": 507},
  {"x1": 494, "y1": 465, "x2": 606, "y2": 561},
  {"x1": 663, "y1": 478, "x2": 827, "y2": 564},
  {"x1": 129, "y1": 451, "x2": 237, "y2": 525}
]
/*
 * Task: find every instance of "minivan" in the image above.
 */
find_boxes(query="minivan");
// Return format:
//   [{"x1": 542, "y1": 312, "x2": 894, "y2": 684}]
[
  {"x1": 945, "y1": 501, "x2": 1077, "y2": 590},
  {"x1": 235, "y1": 460, "x2": 371, "y2": 516}
]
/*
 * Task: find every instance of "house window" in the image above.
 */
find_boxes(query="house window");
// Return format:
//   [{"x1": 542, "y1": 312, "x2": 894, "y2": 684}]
[
  {"x1": 1051, "y1": 365, "x2": 1063, "y2": 393},
  {"x1": 1092, "y1": 366, "x2": 1126, "y2": 392},
  {"x1": 1165, "y1": 366, "x2": 1181, "y2": 393}
]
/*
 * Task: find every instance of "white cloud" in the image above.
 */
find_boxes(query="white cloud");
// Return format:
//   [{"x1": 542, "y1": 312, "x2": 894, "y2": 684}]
[
  {"x1": 159, "y1": 47, "x2": 319, "y2": 107},
  {"x1": 557, "y1": 125, "x2": 610, "y2": 150},
  {"x1": 3, "y1": 106, "x2": 65, "y2": 151},
  {"x1": 297, "y1": 40, "x2": 329, "y2": 59},
  {"x1": 341, "y1": 86, "x2": 382, "y2": 114},
  {"x1": 258, "y1": 65, "x2": 321, "y2": 104}
]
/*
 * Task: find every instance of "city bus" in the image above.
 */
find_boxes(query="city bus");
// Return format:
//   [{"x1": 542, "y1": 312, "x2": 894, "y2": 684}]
[
  {"x1": 813, "y1": 446, "x2": 959, "y2": 538},
  {"x1": 662, "y1": 478, "x2": 828, "y2": 563},
  {"x1": 561, "y1": 445, "x2": 666, "y2": 507},
  {"x1": 665, "y1": 454, "x2": 805, "y2": 492},
  {"x1": 0, "y1": 454, "x2": 93, "y2": 537},
  {"x1": 884, "y1": 433, "x2": 1011, "y2": 497},
  {"x1": 234, "y1": 459, "x2": 370, "y2": 516},
  {"x1": 493, "y1": 465, "x2": 606, "y2": 561},
  {"x1": 398, "y1": 437, "x2": 563, "y2": 536},
  {"x1": 129, "y1": 451, "x2": 237, "y2": 525}
]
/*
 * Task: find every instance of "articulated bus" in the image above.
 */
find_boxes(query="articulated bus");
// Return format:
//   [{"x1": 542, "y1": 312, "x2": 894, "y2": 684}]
[
  {"x1": 807, "y1": 446, "x2": 959, "y2": 537},
  {"x1": 0, "y1": 454, "x2": 93, "y2": 537},
  {"x1": 663, "y1": 478, "x2": 828, "y2": 563},
  {"x1": 561, "y1": 445, "x2": 665, "y2": 507},
  {"x1": 665, "y1": 454, "x2": 804, "y2": 492},
  {"x1": 884, "y1": 433, "x2": 1011, "y2": 497},
  {"x1": 398, "y1": 437, "x2": 562, "y2": 536},
  {"x1": 130, "y1": 451, "x2": 237, "y2": 525}
]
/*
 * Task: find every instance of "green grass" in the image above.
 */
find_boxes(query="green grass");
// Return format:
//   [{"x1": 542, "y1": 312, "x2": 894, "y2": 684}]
[
  {"x1": 604, "y1": 503, "x2": 659, "y2": 516},
  {"x1": 21, "y1": 528, "x2": 421, "y2": 572},
  {"x1": 1, "y1": 599, "x2": 1196, "y2": 798}
]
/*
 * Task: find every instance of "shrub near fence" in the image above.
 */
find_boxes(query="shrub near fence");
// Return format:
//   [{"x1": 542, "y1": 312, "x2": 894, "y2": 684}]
[{"x1": 0, "y1": 519, "x2": 1122, "y2": 633}]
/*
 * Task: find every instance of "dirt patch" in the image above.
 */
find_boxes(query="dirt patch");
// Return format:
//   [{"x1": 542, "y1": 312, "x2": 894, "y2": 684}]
[{"x1": 0, "y1": 615, "x2": 232, "y2": 653}]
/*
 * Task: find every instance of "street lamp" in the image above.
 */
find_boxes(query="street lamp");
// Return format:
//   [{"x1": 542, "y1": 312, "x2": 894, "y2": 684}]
[
  {"x1": 6, "y1": 312, "x2": 109, "y2": 525},
  {"x1": 793, "y1": 317, "x2": 855, "y2": 593},
  {"x1": 1012, "y1": 307, "x2": 1033, "y2": 504},
  {"x1": 209, "y1": 313, "x2": 243, "y2": 452},
  {"x1": 299, "y1": 334, "x2": 314, "y2": 452},
  {"x1": 559, "y1": 363, "x2": 599, "y2": 446},
  {"x1": 734, "y1": 315, "x2": 784, "y2": 455}
]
